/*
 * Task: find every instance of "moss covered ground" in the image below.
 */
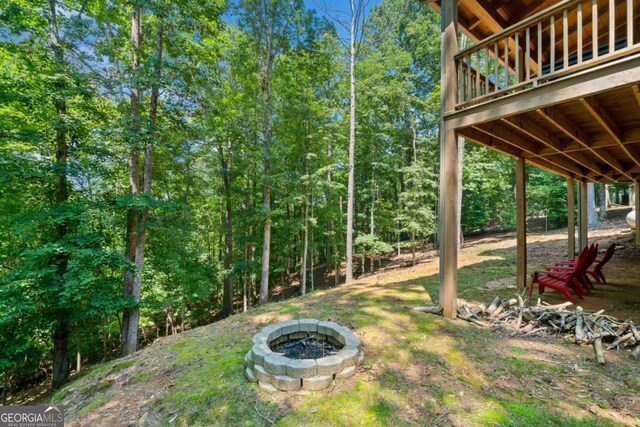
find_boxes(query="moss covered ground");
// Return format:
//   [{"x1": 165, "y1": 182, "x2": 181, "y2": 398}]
[{"x1": 53, "y1": 228, "x2": 640, "y2": 426}]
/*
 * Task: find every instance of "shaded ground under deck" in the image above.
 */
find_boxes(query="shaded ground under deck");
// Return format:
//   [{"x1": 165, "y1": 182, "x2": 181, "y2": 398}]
[{"x1": 524, "y1": 207, "x2": 640, "y2": 321}]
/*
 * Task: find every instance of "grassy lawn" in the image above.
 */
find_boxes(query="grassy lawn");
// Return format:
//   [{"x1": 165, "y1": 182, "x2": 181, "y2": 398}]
[{"x1": 53, "y1": 238, "x2": 640, "y2": 426}]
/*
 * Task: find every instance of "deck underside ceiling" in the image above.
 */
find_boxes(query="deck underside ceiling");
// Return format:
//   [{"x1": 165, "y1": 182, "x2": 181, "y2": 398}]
[{"x1": 457, "y1": 82, "x2": 640, "y2": 182}]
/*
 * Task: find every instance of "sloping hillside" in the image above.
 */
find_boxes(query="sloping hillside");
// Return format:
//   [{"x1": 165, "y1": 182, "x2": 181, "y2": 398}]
[{"x1": 51, "y1": 229, "x2": 640, "y2": 426}]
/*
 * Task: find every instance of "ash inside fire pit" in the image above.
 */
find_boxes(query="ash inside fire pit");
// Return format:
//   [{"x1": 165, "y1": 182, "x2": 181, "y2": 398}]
[
  {"x1": 271, "y1": 337, "x2": 342, "y2": 359},
  {"x1": 246, "y1": 319, "x2": 364, "y2": 392}
]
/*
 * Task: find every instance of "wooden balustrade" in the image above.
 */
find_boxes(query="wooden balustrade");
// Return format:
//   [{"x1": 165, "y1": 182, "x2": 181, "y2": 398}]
[{"x1": 454, "y1": 0, "x2": 640, "y2": 109}]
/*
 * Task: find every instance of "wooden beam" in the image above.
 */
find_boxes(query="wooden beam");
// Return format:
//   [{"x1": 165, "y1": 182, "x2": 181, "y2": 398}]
[
  {"x1": 538, "y1": 107, "x2": 589, "y2": 145},
  {"x1": 491, "y1": 0, "x2": 510, "y2": 9},
  {"x1": 475, "y1": 121, "x2": 590, "y2": 177},
  {"x1": 458, "y1": 0, "x2": 541, "y2": 75},
  {"x1": 515, "y1": 157, "x2": 527, "y2": 289},
  {"x1": 474, "y1": 122, "x2": 587, "y2": 177},
  {"x1": 459, "y1": 127, "x2": 521, "y2": 156},
  {"x1": 474, "y1": 122, "x2": 540, "y2": 154},
  {"x1": 537, "y1": 107, "x2": 634, "y2": 180},
  {"x1": 636, "y1": 181, "x2": 640, "y2": 246},
  {"x1": 584, "y1": 172, "x2": 616, "y2": 183},
  {"x1": 427, "y1": 1, "x2": 480, "y2": 43},
  {"x1": 510, "y1": 0, "x2": 556, "y2": 24},
  {"x1": 567, "y1": 178, "x2": 576, "y2": 257},
  {"x1": 531, "y1": 159, "x2": 581, "y2": 179},
  {"x1": 468, "y1": 17, "x2": 481, "y2": 30},
  {"x1": 580, "y1": 97, "x2": 622, "y2": 143},
  {"x1": 458, "y1": 127, "x2": 582, "y2": 179},
  {"x1": 633, "y1": 85, "x2": 640, "y2": 110},
  {"x1": 544, "y1": 129, "x2": 640, "y2": 153},
  {"x1": 503, "y1": 116, "x2": 565, "y2": 152},
  {"x1": 439, "y1": 0, "x2": 459, "y2": 319},
  {"x1": 463, "y1": 0, "x2": 508, "y2": 31},
  {"x1": 502, "y1": 116, "x2": 608, "y2": 176},
  {"x1": 580, "y1": 96, "x2": 640, "y2": 169},
  {"x1": 579, "y1": 181, "x2": 588, "y2": 249},
  {"x1": 625, "y1": 129, "x2": 640, "y2": 145},
  {"x1": 446, "y1": 56, "x2": 640, "y2": 129}
]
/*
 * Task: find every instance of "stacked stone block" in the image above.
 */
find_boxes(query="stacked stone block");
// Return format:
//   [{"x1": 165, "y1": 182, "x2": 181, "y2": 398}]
[{"x1": 245, "y1": 318, "x2": 364, "y2": 392}]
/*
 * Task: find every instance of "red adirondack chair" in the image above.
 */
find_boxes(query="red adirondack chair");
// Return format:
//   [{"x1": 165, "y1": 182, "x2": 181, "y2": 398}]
[
  {"x1": 587, "y1": 243, "x2": 616, "y2": 284},
  {"x1": 546, "y1": 244, "x2": 598, "y2": 291},
  {"x1": 529, "y1": 248, "x2": 590, "y2": 303},
  {"x1": 552, "y1": 243, "x2": 616, "y2": 284}
]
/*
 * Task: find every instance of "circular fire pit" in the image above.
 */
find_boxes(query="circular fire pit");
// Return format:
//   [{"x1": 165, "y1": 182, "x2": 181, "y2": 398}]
[{"x1": 245, "y1": 319, "x2": 363, "y2": 392}]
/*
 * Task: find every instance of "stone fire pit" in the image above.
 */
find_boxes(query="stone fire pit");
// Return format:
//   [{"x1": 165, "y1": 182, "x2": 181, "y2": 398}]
[{"x1": 245, "y1": 319, "x2": 363, "y2": 392}]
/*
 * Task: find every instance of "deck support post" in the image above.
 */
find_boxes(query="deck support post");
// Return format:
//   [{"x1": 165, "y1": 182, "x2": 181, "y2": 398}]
[
  {"x1": 515, "y1": 157, "x2": 527, "y2": 288},
  {"x1": 439, "y1": 0, "x2": 459, "y2": 319},
  {"x1": 579, "y1": 181, "x2": 588, "y2": 250},
  {"x1": 567, "y1": 178, "x2": 576, "y2": 257},
  {"x1": 635, "y1": 181, "x2": 640, "y2": 246}
]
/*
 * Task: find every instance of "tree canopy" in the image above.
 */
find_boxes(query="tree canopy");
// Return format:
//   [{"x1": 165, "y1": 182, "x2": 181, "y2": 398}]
[{"x1": 0, "y1": 0, "x2": 575, "y2": 396}]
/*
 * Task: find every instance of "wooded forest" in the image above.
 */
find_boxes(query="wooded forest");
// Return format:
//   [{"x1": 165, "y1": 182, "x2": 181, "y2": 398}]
[{"x1": 0, "y1": 0, "x2": 629, "y2": 399}]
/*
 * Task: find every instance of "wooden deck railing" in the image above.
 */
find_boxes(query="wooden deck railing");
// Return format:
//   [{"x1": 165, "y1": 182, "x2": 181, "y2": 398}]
[{"x1": 455, "y1": 0, "x2": 640, "y2": 109}]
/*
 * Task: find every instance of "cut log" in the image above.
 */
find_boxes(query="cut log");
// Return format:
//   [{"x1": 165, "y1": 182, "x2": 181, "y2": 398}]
[
  {"x1": 532, "y1": 302, "x2": 573, "y2": 312},
  {"x1": 575, "y1": 313, "x2": 585, "y2": 343},
  {"x1": 593, "y1": 337, "x2": 605, "y2": 365},
  {"x1": 607, "y1": 333, "x2": 634, "y2": 350},
  {"x1": 421, "y1": 295, "x2": 640, "y2": 364},
  {"x1": 485, "y1": 297, "x2": 501, "y2": 315},
  {"x1": 412, "y1": 306, "x2": 443, "y2": 314},
  {"x1": 615, "y1": 323, "x2": 629, "y2": 336},
  {"x1": 515, "y1": 295, "x2": 525, "y2": 330},
  {"x1": 629, "y1": 321, "x2": 640, "y2": 341}
]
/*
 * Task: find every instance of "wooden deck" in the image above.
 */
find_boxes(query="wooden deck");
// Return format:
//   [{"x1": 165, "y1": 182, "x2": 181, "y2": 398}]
[
  {"x1": 430, "y1": 0, "x2": 640, "y2": 318},
  {"x1": 430, "y1": 0, "x2": 640, "y2": 184},
  {"x1": 458, "y1": 75, "x2": 640, "y2": 182}
]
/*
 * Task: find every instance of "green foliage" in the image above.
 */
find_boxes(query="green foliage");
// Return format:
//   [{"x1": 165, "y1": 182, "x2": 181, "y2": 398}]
[
  {"x1": 397, "y1": 160, "x2": 437, "y2": 248},
  {"x1": 0, "y1": 0, "x2": 583, "y2": 398},
  {"x1": 527, "y1": 166, "x2": 569, "y2": 230},
  {"x1": 461, "y1": 144, "x2": 516, "y2": 233},
  {"x1": 355, "y1": 234, "x2": 394, "y2": 256}
]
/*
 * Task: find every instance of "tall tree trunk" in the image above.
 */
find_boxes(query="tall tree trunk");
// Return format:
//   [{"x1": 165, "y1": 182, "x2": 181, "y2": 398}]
[
  {"x1": 338, "y1": 195, "x2": 344, "y2": 283},
  {"x1": 370, "y1": 171, "x2": 375, "y2": 236},
  {"x1": 369, "y1": 172, "x2": 376, "y2": 273},
  {"x1": 48, "y1": 0, "x2": 70, "y2": 390},
  {"x1": 411, "y1": 120, "x2": 418, "y2": 164},
  {"x1": 286, "y1": 203, "x2": 292, "y2": 277},
  {"x1": 131, "y1": 18, "x2": 162, "y2": 342},
  {"x1": 301, "y1": 198, "x2": 309, "y2": 295},
  {"x1": 130, "y1": 18, "x2": 161, "y2": 349},
  {"x1": 310, "y1": 191, "x2": 314, "y2": 292},
  {"x1": 243, "y1": 243, "x2": 248, "y2": 312},
  {"x1": 51, "y1": 321, "x2": 69, "y2": 389},
  {"x1": 301, "y1": 141, "x2": 309, "y2": 295},
  {"x1": 411, "y1": 232, "x2": 416, "y2": 266},
  {"x1": 219, "y1": 143, "x2": 234, "y2": 317},
  {"x1": 1, "y1": 373, "x2": 7, "y2": 405},
  {"x1": 345, "y1": 0, "x2": 357, "y2": 284},
  {"x1": 587, "y1": 183, "x2": 600, "y2": 228},
  {"x1": 327, "y1": 142, "x2": 339, "y2": 287},
  {"x1": 250, "y1": 180, "x2": 257, "y2": 303},
  {"x1": 76, "y1": 342, "x2": 81, "y2": 373},
  {"x1": 598, "y1": 183, "x2": 607, "y2": 220},
  {"x1": 259, "y1": 0, "x2": 274, "y2": 305},
  {"x1": 121, "y1": 5, "x2": 143, "y2": 356}
]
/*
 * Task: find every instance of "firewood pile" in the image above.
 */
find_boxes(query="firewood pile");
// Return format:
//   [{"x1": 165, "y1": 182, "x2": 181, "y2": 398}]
[{"x1": 413, "y1": 296, "x2": 640, "y2": 364}]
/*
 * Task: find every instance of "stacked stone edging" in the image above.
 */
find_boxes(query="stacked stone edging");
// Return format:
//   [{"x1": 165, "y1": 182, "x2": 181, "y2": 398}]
[{"x1": 245, "y1": 319, "x2": 364, "y2": 392}]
